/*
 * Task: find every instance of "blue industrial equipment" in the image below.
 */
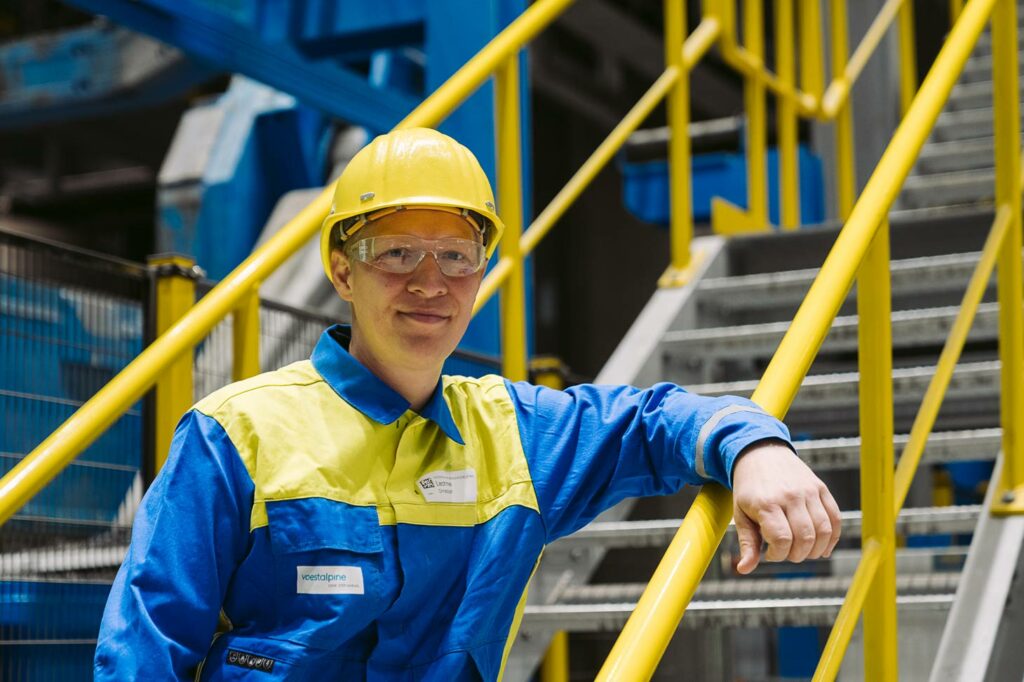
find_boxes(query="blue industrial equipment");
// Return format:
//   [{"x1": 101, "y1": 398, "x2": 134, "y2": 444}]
[
  {"x1": 156, "y1": 76, "x2": 332, "y2": 280},
  {"x1": 0, "y1": 24, "x2": 213, "y2": 130},
  {"x1": 621, "y1": 145, "x2": 826, "y2": 227},
  {"x1": 60, "y1": 0, "x2": 423, "y2": 131}
]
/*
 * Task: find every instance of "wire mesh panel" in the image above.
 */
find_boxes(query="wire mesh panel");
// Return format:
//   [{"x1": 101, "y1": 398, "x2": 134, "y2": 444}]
[
  {"x1": 193, "y1": 282, "x2": 345, "y2": 401},
  {"x1": 0, "y1": 228, "x2": 147, "y2": 681}
]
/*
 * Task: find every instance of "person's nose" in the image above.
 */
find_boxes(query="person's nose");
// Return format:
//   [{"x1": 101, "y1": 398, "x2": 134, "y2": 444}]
[{"x1": 406, "y1": 253, "x2": 448, "y2": 297}]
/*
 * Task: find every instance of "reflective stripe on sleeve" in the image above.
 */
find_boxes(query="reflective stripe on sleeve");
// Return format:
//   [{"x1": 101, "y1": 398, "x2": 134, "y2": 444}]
[{"x1": 694, "y1": 405, "x2": 768, "y2": 479}]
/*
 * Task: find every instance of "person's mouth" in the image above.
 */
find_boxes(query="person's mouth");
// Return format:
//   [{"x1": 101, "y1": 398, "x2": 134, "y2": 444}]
[{"x1": 399, "y1": 310, "x2": 451, "y2": 324}]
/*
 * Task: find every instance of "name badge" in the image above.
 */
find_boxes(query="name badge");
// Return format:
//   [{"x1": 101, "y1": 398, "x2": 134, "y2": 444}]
[{"x1": 417, "y1": 469, "x2": 478, "y2": 503}]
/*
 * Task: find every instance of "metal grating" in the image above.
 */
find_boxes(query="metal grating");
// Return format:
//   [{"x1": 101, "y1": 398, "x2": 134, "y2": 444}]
[{"x1": 0, "y1": 228, "x2": 148, "y2": 681}]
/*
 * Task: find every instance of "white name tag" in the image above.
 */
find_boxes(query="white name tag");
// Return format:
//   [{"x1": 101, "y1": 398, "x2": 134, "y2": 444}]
[
  {"x1": 417, "y1": 469, "x2": 478, "y2": 503},
  {"x1": 296, "y1": 566, "x2": 364, "y2": 595}
]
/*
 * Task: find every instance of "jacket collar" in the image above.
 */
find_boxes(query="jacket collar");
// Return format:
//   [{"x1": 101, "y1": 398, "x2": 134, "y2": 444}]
[{"x1": 310, "y1": 325, "x2": 465, "y2": 445}]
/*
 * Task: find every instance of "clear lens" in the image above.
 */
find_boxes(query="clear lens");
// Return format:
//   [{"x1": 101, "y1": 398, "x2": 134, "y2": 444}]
[{"x1": 353, "y1": 235, "x2": 486, "y2": 277}]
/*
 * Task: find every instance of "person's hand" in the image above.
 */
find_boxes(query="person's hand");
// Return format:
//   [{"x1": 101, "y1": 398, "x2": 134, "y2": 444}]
[{"x1": 731, "y1": 440, "x2": 841, "y2": 575}]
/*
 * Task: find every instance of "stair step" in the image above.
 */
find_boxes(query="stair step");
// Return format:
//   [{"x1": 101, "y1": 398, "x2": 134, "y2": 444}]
[
  {"x1": 522, "y1": 594, "x2": 953, "y2": 631},
  {"x1": 931, "y1": 108, "x2": 1023, "y2": 143},
  {"x1": 901, "y1": 169, "x2": 995, "y2": 209},
  {"x1": 556, "y1": 505, "x2": 981, "y2": 551},
  {"x1": 698, "y1": 251, "x2": 993, "y2": 314},
  {"x1": 944, "y1": 80, "x2": 1024, "y2": 112},
  {"x1": 662, "y1": 303, "x2": 1000, "y2": 360},
  {"x1": 557, "y1": 572, "x2": 960, "y2": 605},
  {"x1": 688, "y1": 360, "x2": 1001, "y2": 407},
  {"x1": 917, "y1": 137, "x2": 997, "y2": 174},
  {"x1": 796, "y1": 427, "x2": 1000, "y2": 470},
  {"x1": 959, "y1": 52, "x2": 1024, "y2": 85}
]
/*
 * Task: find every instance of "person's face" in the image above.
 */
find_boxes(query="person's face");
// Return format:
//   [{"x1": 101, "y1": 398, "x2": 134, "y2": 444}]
[{"x1": 329, "y1": 208, "x2": 485, "y2": 373}]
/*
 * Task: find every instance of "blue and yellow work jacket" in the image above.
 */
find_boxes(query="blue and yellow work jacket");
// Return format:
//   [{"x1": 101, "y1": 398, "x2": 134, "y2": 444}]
[{"x1": 94, "y1": 325, "x2": 792, "y2": 681}]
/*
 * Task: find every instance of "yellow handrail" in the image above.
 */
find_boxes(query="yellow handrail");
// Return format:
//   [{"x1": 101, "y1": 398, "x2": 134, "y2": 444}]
[
  {"x1": 0, "y1": 0, "x2": 575, "y2": 526},
  {"x1": 477, "y1": 16, "x2": 722, "y2": 310},
  {"x1": 599, "y1": 0, "x2": 1000, "y2": 677},
  {"x1": 821, "y1": 0, "x2": 910, "y2": 117},
  {"x1": 813, "y1": 540, "x2": 885, "y2": 680},
  {"x1": 893, "y1": 204, "x2": 1012, "y2": 513}
]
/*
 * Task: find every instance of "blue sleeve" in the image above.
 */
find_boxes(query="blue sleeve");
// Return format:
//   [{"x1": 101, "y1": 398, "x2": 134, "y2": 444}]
[
  {"x1": 94, "y1": 410, "x2": 254, "y2": 681},
  {"x1": 505, "y1": 380, "x2": 793, "y2": 542}
]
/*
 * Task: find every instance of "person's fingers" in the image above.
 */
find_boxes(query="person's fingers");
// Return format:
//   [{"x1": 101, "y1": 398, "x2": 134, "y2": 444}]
[
  {"x1": 821, "y1": 486, "x2": 843, "y2": 556},
  {"x1": 734, "y1": 507, "x2": 763, "y2": 575},
  {"x1": 757, "y1": 505, "x2": 793, "y2": 562},
  {"x1": 806, "y1": 494, "x2": 834, "y2": 559},
  {"x1": 780, "y1": 498, "x2": 816, "y2": 562}
]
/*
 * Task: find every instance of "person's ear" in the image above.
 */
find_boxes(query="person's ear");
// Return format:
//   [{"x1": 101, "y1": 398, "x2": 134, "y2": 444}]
[{"x1": 330, "y1": 249, "x2": 354, "y2": 302}]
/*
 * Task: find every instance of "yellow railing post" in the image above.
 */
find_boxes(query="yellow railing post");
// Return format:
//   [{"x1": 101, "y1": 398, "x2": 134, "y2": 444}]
[
  {"x1": 744, "y1": 0, "x2": 769, "y2": 227},
  {"x1": 533, "y1": 356, "x2": 569, "y2": 680},
  {"x1": 148, "y1": 255, "x2": 196, "y2": 477},
  {"x1": 800, "y1": 0, "x2": 825, "y2": 99},
  {"x1": 857, "y1": 225, "x2": 898, "y2": 681},
  {"x1": 495, "y1": 55, "x2": 528, "y2": 382},
  {"x1": 830, "y1": 0, "x2": 856, "y2": 218},
  {"x1": 661, "y1": 0, "x2": 694, "y2": 287},
  {"x1": 776, "y1": 0, "x2": 800, "y2": 229},
  {"x1": 990, "y1": 0, "x2": 1024, "y2": 515},
  {"x1": 540, "y1": 630, "x2": 569, "y2": 682},
  {"x1": 950, "y1": 0, "x2": 965, "y2": 25},
  {"x1": 897, "y1": 0, "x2": 918, "y2": 115},
  {"x1": 233, "y1": 287, "x2": 261, "y2": 382}
]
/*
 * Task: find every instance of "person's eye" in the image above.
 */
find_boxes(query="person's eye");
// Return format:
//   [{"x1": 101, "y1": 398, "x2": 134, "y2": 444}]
[
  {"x1": 382, "y1": 247, "x2": 409, "y2": 258},
  {"x1": 439, "y1": 250, "x2": 467, "y2": 262}
]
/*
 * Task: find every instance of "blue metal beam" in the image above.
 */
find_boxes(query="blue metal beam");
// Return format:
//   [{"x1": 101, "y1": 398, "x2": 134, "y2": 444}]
[
  {"x1": 60, "y1": 0, "x2": 421, "y2": 130},
  {"x1": 0, "y1": 25, "x2": 215, "y2": 130}
]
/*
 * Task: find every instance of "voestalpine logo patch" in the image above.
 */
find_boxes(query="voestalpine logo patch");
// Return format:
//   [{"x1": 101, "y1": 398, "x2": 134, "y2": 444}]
[
  {"x1": 296, "y1": 565, "x2": 364, "y2": 594},
  {"x1": 226, "y1": 649, "x2": 275, "y2": 673},
  {"x1": 417, "y1": 469, "x2": 477, "y2": 503}
]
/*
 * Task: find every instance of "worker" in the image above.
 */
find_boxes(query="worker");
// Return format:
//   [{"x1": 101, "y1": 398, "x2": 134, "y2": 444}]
[{"x1": 94, "y1": 127, "x2": 841, "y2": 680}]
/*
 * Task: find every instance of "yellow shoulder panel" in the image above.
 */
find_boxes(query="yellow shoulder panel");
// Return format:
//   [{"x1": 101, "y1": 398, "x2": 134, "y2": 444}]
[
  {"x1": 195, "y1": 366, "x2": 539, "y2": 530},
  {"x1": 194, "y1": 361, "x2": 394, "y2": 530}
]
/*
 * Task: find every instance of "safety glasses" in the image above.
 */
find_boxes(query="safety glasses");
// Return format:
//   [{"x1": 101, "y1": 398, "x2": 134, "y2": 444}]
[{"x1": 350, "y1": 235, "x2": 487, "y2": 277}]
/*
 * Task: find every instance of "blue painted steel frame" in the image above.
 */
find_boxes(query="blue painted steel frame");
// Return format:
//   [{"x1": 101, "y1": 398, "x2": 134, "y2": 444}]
[
  {"x1": 60, "y1": 0, "x2": 420, "y2": 131},
  {"x1": 0, "y1": 25, "x2": 214, "y2": 130}
]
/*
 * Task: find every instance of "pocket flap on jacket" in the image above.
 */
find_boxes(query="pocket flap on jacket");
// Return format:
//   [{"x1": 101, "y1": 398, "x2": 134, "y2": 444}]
[{"x1": 266, "y1": 498, "x2": 383, "y2": 555}]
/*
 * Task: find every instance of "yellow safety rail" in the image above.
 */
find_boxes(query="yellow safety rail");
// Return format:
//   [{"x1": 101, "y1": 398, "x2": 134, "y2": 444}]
[{"x1": 3, "y1": 0, "x2": 1024, "y2": 679}]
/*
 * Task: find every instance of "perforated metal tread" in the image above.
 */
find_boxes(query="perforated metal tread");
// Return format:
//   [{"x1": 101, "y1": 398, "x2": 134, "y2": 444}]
[
  {"x1": 555, "y1": 505, "x2": 981, "y2": 550},
  {"x1": 697, "y1": 251, "x2": 998, "y2": 314},
  {"x1": 522, "y1": 594, "x2": 954, "y2": 631},
  {"x1": 662, "y1": 303, "x2": 1002, "y2": 359}
]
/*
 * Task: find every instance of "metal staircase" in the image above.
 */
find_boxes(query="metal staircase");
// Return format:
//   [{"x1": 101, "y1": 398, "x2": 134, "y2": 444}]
[
  {"x1": 506, "y1": 215, "x2": 1000, "y2": 679},
  {"x1": 902, "y1": 17, "x2": 1024, "y2": 211},
  {"x1": 505, "y1": 18, "x2": 1024, "y2": 670}
]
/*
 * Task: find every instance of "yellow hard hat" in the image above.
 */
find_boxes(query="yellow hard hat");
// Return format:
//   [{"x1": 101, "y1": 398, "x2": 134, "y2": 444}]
[{"x1": 320, "y1": 127, "x2": 504, "y2": 280}]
